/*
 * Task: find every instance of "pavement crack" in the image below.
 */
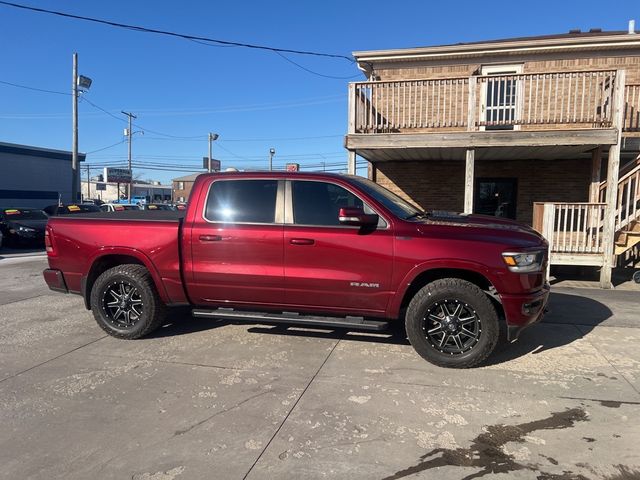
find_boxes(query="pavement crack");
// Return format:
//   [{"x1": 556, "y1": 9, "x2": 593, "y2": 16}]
[
  {"x1": 173, "y1": 390, "x2": 271, "y2": 437},
  {"x1": 0, "y1": 335, "x2": 108, "y2": 384},
  {"x1": 241, "y1": 335, "x2": 345, "y2": 480}
]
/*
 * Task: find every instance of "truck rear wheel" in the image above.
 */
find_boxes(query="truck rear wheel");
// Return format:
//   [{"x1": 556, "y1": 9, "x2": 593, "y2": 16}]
[
  {"x1": 405, "y1": 278, "x2": 499, "y2": 368},
  {"x1": 90, "y1": 264, "x2": 166, "y2": 339}
]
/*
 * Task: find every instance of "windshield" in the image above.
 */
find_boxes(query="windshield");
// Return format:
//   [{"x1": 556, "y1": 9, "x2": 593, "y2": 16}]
[
  {"x1": 348, "y1": 176, "x2": 423, "y2": 219},
  {"x1": 2, "y1": 208, "x2": 48, "y2": 220}
]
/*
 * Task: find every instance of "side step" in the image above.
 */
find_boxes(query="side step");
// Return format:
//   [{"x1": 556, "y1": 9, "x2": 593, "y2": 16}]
[{"x1": 192, "y1": 308, "x2": 389, "y2": 331}]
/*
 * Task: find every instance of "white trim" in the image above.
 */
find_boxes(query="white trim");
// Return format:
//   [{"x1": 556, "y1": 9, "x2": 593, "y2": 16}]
[
  {"x1": 353, "y1": 35, "x2": 640, "y2": 63},
  {"x1": 479, "y1": 65, "x2": 524, "y2": 132}
]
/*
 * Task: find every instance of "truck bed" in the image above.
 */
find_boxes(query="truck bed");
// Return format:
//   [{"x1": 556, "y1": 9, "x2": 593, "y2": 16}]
[{"x1": 46, "y1": 211, "x2": 187, "y2": 305}]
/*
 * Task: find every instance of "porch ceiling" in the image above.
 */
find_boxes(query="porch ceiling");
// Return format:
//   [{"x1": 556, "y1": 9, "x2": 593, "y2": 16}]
[
  {"x1": 354, "y1": 145, "x2": 606, "y2": 162},
  {"x1": 346, "y1": 129, "x2": 619, "y2": 163}
]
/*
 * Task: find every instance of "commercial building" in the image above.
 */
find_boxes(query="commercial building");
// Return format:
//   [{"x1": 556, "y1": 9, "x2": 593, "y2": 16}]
[
  {"x1": 172, "y1": 173, "x2": 202, "y2": 202},
  {"x1": 0, "y1": 141, "x2": 85, "y2": 208},
  {"x1": 81, "y1": 179, "x2": 172, "y2": 203}
]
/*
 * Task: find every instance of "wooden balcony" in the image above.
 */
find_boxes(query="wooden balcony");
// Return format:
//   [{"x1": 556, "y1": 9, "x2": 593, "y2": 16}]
[{"x1": 346, "y1": 70, "x2": 629, "y2": 161}]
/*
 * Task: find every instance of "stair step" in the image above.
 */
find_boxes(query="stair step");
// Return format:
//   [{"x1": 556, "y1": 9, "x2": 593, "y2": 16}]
[{"x1": 192, "y1": 308, "x2": 389, "y2": 331}]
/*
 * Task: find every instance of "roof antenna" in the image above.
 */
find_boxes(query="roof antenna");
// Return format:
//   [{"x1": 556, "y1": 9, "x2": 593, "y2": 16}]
[{"x1": 629, "y1": 20, "x2": 636, "y2": 34}]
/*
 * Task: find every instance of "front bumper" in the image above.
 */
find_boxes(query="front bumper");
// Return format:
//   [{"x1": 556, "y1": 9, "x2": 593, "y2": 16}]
[
  {"x1": 43, "y1": 269, "x2": 68, "y2": 293},
  {"x1": 500, "y1": 283, "x2": 550, "y2": 341}
]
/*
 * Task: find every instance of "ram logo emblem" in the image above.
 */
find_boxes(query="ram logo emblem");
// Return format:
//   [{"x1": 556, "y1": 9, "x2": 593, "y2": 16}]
[{"x1": 350, "y1": 282, "x2": 380, "y2": 288}]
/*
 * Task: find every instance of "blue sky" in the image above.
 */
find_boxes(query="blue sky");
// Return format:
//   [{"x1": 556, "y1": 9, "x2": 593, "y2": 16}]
[{"x1": 0, "y1": 0, "x2": 637, "y2": 183}]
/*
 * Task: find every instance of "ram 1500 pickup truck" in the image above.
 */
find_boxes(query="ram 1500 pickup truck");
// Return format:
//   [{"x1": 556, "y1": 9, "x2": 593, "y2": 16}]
[{"x1": 43, "y1": 172, "x2": 549, "y2": 368}]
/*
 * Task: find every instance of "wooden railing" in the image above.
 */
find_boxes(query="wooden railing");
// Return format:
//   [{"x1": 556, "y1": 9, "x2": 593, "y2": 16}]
[
  {"x1": 533, "y1": 202, "x2": 606, "y2": 255},
  {"x1": 624, "y1": 84, "x2": 640, "y2": 131},
  {"x1": 615, "y1": 164, "x2": 640, "y2": 231},
  {"x1": 350, "y1": 70, "x2": 618, "y2": 134}
]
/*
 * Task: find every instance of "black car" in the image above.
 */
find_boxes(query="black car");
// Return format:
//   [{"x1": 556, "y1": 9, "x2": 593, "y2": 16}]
[
  {"x1": 43, "y1": 204, "x2": 102, "y2": 216},
  {"x1": 0, "y1": 208, "x2": 48, "y2": 247}
]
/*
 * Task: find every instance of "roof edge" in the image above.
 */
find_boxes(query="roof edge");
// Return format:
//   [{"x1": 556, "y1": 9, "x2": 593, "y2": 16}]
[{"x1": 353, "y1": 32, "x2": 640, "y2": 62}]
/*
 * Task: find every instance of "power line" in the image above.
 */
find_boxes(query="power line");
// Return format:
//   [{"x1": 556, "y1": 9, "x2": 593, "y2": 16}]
[
  {"x1": 274, "y1": 51, "x2": 361, "y2": 80},
  {"x1": 0, "y1": 1, "x2": 355, "y2": 62},
  {"x1": 0, "y1": 79, "x2": 68, "y2": 96},
  {"x1": 86, "y1": 140, "x2": 125, "y2": 154}
]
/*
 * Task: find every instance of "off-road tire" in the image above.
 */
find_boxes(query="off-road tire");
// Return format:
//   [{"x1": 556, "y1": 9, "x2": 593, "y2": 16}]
[
  {"x1": 405, "y1": 278, "x2": 500, "y2": 368},
  {"x1": 90, "y1": 264, "x2": 167, "y2": 339}
]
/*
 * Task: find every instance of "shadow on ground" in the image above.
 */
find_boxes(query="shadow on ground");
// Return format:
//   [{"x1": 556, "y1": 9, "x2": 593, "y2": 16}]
[
  {"x1": 550, "y1": 265, "x2": 640, "y2": 288},
  {"x1": 149, "y1": 290, "x2": 612, "y2": 368}
]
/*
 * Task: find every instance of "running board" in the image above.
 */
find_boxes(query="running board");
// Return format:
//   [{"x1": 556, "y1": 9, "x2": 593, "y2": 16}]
[{"x1": 192, "y1": 308, "x2": 389, "y2": 331}]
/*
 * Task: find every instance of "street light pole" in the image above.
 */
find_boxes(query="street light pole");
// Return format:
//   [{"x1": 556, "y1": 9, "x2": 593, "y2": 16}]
[
  {"x1": 269, "y1": 148, "x2": 275, "y2": 171},
  {"x1": 71, "y1": 53, "x2": 78, "y2": 203},
  {"x1": 208, "y1": 133, "x2": 219, "y2": 172},
  {"x1": 122, "y1": 111, "x2": 137, "y2": 201}
]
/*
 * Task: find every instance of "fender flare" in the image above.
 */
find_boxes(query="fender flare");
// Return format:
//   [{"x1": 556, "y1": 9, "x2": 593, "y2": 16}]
[
  {"x1": 386, "y1": 259, "x2": 499, "y2": 318},
  {"x1": 83, "y1": 247, "x2": 171, "y2": 305}
]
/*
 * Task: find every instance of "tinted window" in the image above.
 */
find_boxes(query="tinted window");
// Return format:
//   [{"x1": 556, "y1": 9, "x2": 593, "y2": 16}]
[
  {"x1": 205, "y1": 180, "x2": 278, "y2": 223},
  {"x1": 292, "y1": 181, "x2": 364, "y2": 226}
]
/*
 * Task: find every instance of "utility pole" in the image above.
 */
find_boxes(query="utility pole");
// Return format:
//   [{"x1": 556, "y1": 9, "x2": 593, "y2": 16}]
[
  {"x1": 208, "y1": 133, "x2": 219, "y2": 172},
  {"x1": 71, "y1": 53, "x2": 92, "y2": 203},
  {"x1": 71, "y1": 53, "x2": 78, "y2": 203},
  {"x1": 122, "y1": 111, "x2": 137, "y2": 201},
  {"x1": 269, "y1": 148, "x2": 275, "y2": 171}
]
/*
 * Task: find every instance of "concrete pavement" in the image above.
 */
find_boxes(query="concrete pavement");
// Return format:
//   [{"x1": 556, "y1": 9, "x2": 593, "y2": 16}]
[{"x1": 0, "y1": 257, "x2": 639, "y2": 479}]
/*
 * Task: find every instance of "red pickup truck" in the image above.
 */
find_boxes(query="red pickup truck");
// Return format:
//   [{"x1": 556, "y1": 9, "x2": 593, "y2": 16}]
[{"x1": 43, "y1": 172, "x2": 549, "y2": 368}]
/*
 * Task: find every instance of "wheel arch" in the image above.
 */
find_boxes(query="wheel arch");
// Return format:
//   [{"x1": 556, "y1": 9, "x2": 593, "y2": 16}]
[
  {"x1": 82, "y1": 248, "x2": 169, "y2": 310},
  {"x1": 388, "y1": 263, "x2": 505, "y2": 321}
]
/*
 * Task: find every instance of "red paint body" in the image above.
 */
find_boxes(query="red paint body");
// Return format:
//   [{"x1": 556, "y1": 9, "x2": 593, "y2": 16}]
[{"x1": 44, "y1": 172, "x2": 550, "y2": 330}]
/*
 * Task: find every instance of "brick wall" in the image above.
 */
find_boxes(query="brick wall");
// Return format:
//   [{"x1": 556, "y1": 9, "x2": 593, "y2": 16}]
[{"x1": 374, "y1": 158, "x2": 592, "y2": 225}]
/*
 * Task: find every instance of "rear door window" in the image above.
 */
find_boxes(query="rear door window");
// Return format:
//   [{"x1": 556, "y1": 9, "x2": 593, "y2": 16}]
[{"x1": 205, "y1": 179, "x2": 278, "y2": 224}]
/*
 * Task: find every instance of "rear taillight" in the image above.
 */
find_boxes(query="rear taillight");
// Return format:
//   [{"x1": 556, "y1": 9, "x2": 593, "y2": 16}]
[{"x1": 45, "y1": 228, "x2": 53, "y2": 254}]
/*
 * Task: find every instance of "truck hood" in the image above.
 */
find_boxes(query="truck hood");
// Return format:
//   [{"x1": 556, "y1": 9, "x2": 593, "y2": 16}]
[{"x1": 415, "y1": 211, "x2": 545, "y2": 247}]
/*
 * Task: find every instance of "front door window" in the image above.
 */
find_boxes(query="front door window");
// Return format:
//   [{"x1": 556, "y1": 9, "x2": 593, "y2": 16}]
[{"x1": 474, "y1": 178, "x2": 518, "y2": 220}]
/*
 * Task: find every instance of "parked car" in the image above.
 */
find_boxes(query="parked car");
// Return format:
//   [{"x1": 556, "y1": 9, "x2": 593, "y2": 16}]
[
  {"x1": 44, "y1": 204, "x2": 102, "y2": 216},
  {"x1": 43, "y1": 172, "x2": 549, "y2": 368},
  {"x1": 100, "y1": 204, "x2": 141, "y2": 212},
  {"x1": 140, "y1": 203, "x2": 174, "y2": 211},
  {"x1": 0, "y1": 207, "x2": 48, "y2": 247}
]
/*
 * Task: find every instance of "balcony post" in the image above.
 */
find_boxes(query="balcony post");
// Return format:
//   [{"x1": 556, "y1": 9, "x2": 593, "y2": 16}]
[
  {"x1": 347, "y1": 150, "x2": 356, "y2": 175},
  {"x1": 464, "y1": 149, "x2": 475, "y2": 213},
  {"x1": 348, "y1": 83, "x2": 356, "y2": 134},
  {"x1": 467, "y1": 76, "x2": 477, "y2": 131},
  {"x1": 542, "y1": 203, "x2": 555, "y2": 279},
  {"x1": 590, "y1": 146, "x2": 602, "y2": 202},
  {"x1": 600, "y1": 70, "x2": 625, "y2": 288}
]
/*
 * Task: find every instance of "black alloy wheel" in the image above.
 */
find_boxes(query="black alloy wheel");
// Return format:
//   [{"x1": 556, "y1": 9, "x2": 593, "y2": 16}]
[
  {"x1": 423, "y1": 300, "x2": 481, "y2": 355},
  {"x1": 101, "y1": 280, "x2": 144, "y2": 329}
]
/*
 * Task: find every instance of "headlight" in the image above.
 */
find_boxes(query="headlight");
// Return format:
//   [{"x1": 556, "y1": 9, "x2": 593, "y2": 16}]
[
  {"x1": 18, "y1": 226, "x2": 36, "y2": 233},
  {"x1": 502, "y1": 251, "x2": 545, "y2": 273}
]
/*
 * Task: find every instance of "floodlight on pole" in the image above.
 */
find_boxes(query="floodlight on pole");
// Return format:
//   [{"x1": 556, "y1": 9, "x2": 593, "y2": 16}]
[
  {"x1": 208, "y1": 133, "x2": 219, "y2": 173},
  {"x1": 269, "y1": 148, "x2": 276, "y2": 171}
]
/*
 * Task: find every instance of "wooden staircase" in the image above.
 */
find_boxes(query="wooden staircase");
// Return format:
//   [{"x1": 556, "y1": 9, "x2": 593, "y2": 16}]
[
  {"x1": 602, "y1": 155, "x2": 640, "y2": 259},
  {"x1": 615, "y1": 219, "x2": 640, "y2": 255}
]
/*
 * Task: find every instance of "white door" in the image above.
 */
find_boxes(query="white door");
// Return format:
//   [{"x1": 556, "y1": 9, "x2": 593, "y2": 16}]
[{"x1": 480, "y1": 65, "x2": 523, "y2": 130}]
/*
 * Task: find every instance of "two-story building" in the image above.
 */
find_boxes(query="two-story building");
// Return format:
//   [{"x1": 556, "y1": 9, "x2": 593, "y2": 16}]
[{"x1": 345, "y1": 25, "x2": 640, "y2": 287}]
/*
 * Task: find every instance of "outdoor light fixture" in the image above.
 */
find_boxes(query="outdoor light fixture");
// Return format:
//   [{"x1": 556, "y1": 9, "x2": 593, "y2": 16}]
[{"x1": 77, "y1": 75, "x2": 92, "y2": 91}]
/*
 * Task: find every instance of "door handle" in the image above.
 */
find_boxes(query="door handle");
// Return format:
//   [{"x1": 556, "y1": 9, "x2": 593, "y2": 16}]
[
  {"x1": 290, "y1": 238, "x2": 315, "y2": 245},
  {"x1": 199, "y1": 234, "x2": 223, "y2": 242}
]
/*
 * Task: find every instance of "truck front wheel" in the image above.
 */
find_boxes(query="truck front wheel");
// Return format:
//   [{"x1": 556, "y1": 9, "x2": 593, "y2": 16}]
[
  {"x1": 405, "y1": 278, "x2": 499, "y2": 368},
  {"x1": 90, "y1": 264, "x2": 166, "y2": 339}
]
